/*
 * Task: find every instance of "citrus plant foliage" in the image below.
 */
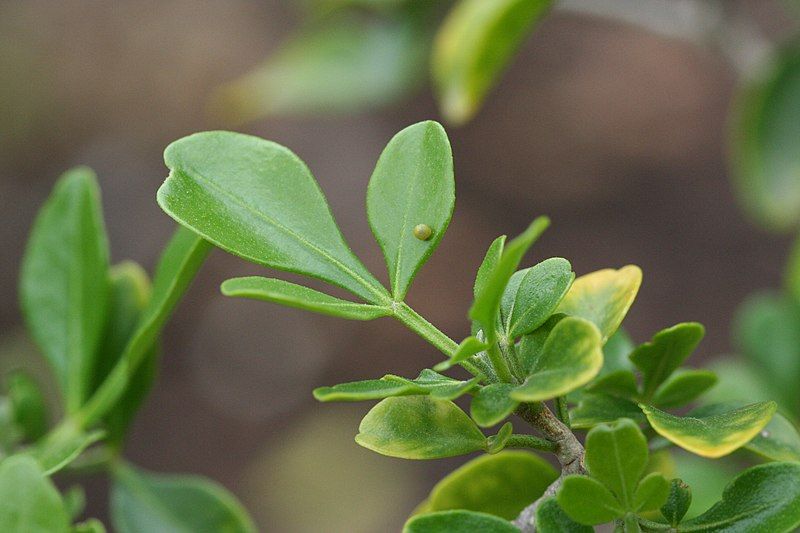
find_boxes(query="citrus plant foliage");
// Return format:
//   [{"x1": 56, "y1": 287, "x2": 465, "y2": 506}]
[
  {"x1": 151, "y1": 121, "x2": 800, "y2": 532},
  {"x1": 2, "y1": 168, "x2": 256, "y2": 532}
]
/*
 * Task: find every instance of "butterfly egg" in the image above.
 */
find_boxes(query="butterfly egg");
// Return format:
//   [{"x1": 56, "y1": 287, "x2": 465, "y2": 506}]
[{"x1": 413, "y1": 224, "x2": 433, "y2": 241}]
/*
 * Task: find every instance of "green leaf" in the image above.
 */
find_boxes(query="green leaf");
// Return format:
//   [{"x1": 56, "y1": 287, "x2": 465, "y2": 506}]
[
  {"x1": 431, "y1": 0, "x2": 553, "y2": 124},
  {"x1": 404, "y1": 510, "x2": 520, "y2": 533},
  {"x1": 557, "y1": 475, "x2": 624, "y2": 525},
  {"x1": 92, "y1": 262, "x2": 156, "y2": 446},
  {"x1": 511, "y1": 317, "x2": 603, "y2": 402},
  {"x1": 110, "y1": 463, "x2": 256, "y2": 533},
  {"x1": 555, "y1": 266, "x2": 642, "y2": 343},
  {"x1": 474, "y1": 236, "x2": 506, "y2": 299},
  {"x1": 469, "y1": 217, "x2": 550, "y2": 342},
  {"x1": 730, "y1": 46, "x2": 800, "y2": 231},
  {"x1": 733, "y1": 291, "x2": 800, "y2": 411},
  {"x1": 471, "y1": 384, "x2": 518, "y2": 427},
  {"x1": 640, "y1": 401, "x2": 777, "y2": 458},
  {"x1": 417, "y1": 451, "x2": 557, "y2": 520},
  {"x1": 668, "y1": 451, "x2": 739, "y2": 520},
  {"x1": 355, "y1": 396, "x2": 487, "y2": 459},
  {"x1": 535, "y1": 497, "x2": 592, "y2": 533},
  {"x1": 651, "y1": 369, "x2": 717, "y2": 409},
  {"x1": 629, "y1": 323, "x2": 705, "y2": 401},
  {"x1": 434, "y1": 336, "x2": 488, "y2": 371},
  {"x1": 486, "y1": 422, "x2": 514, "y2": 454},
  {"x1": 660, "y1": 479, "x2": 691, "y2": 526},
  {"x1": 403, "y1": 369, "x2": 481, "y2": 400},
  {"x1": 570, "y1": 394, "x2": 645, "y2": 429},
  {"x1": 20, "y1": 167, "x2": 110, "y2": 413},
  {"x1": 745, "y1": 410, "x2": 800, "y2": 462},
  {"x1": 703, "y1": 358, "x2": 774, "y2": 408},
  {"x1": 367, "y1": 121, "x2": 454, "y2": 300},
  {"x1": 601, "y1": 328, "x2": 635, "y2": 375},
  {"x1": 211, "y1": 13, "x2": 428, "y2": 123},
  {"x1": 62, "y1": 485, "x2": 86, "y2": 521},
  {"x1": 503, "y1": 258, "x2": 574, "y2": 339},
  {"x1": 680, "y1": 462, "x2": 800, "y2": 531},
  {"x1": 6, "y1": 372, "x2": 48, "y2": 442},
  {"x1": 633, "y1": 472, "x2": 669, "y2": 512},
  {"x1": 0, "y1": 455, "x2": 70, "y2": 533},
  {"x1": 71, "y1": 519, "x2": 105, "y2": 533},
  {"x1": 158, "y1": 130, "x2": 387, "y2": 303},
  {"x1": 584, "y1": 418, "x2": 648, "y2": 508},
  {"x1": 586, "y1": 370, "x2": 638, "y2": 400},
  {"x1": 78, "y1": 227, "x2": 211, "y2": 427},
  {"x1": 221, "y1": 277, "x2": 391, "y2": 320},
  {"x1": 313, "y1": 379, "x2": 424, "y2": 402},
  {"x1": 30, "y1": 423, "x2": 104, "y2": 475},
  {"x1": 515, "y1": 314, "x2": 563, "y2": 376}
]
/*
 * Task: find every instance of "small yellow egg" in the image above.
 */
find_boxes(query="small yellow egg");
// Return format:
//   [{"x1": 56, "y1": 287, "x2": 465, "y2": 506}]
[{"x1": 413, "y1": 224, "x2": 433, "y2": 241}]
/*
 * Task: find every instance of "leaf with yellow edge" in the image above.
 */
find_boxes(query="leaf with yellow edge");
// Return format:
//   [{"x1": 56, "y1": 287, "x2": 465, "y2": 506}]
[
  {"x1": 640, "y1": 402, "x2": 777, "y2": 458},
  {"x1": 555, "y1": 266, "x2": 642, "y2": 343}
]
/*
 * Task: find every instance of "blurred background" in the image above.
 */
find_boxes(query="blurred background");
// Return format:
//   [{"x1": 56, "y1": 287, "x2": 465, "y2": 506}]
[{"x1": 1, "y1": 1, "x2": 798, "y2": 531}]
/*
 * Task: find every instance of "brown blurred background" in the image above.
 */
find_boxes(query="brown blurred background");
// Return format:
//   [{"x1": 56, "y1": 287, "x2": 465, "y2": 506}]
[{"x1": 0, "y1": 1, "x2": 796, "y2": 531}]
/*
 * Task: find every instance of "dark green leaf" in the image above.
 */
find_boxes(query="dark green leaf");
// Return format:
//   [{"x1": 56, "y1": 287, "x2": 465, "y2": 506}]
[
  {"x1": 367, "y1": 121, "x2": 454, "y2": 300},
  {"x1": 355, "y1": 396, "x2": 487, "y2": 459},
  {"x1": 555, "y1": 266, "x2": 642, "y2": 343},
  {"x1": 511, "y1": 317, "x2": 603, "y2": 402},
  {"x1": 471, "y1": 384, "x2": 518, "y2": 427},
  {"x1": 0, "y1": 455, "x2": 70, "y2": 532},
  {"x1": 586, "y1": 370, "x2": 638, "y2": 400},
  {"x1": 432, "y1": 0, "x2": 553, "y2": 124},
  {"x1": 660, "y1": 479, "x2": 691, "y2": 526},
  {"x1": 474, "y1": 236, "x2": 506, "y2": 299},
  {"x1": 503, "y1": 258, "x2": 574, "y2": 339},
  {"x1": 570, "y1": 394, "x2": 645, "y2": 429},
  {"x1": 535, "y1": 497, "x2": 592, "y2": 533},
  {"x1": 417, "y1": 451, "x2": 557, "y2": 520},
  {"x1": 745, "y1": 410, "x2": 800, "y2": 462},
  {"x1": 434, "y1": 336, "x2": 488, "y2": 371},
  {"x1": 730, "y1": 46, "x2": 800, "y2": 231},
  {"x1": 212, "y1": 14, "x2": 427, "y2": 123},
  {"x1": 629, "y1": 322, "x2": 705, "y2": 401},
  {"x1": 584, "y1": 418, "x2": 648, "y2": 508},
  {"x1": 557, "y1": 475, "x2": 624, "y2": 525},
  {"x1": 111, "y1": 463, "x2": 256, "y2": 533},
  {"x1": 20, "y1": 167, "x2": 109, "y2": 413},
  {"x1": 516, "y1": 314, "x2": 564, "y2": 376},
  {"x1": 6, "y1": 372, "x2": 48, "y2": 441},
  {"x1": 633, "y1": 472, "x2": 669, "y2": 512},
  {"x1": 680, "y1": 462, "x2": 800, "y2": 532},
  {"x1": 404, "y1": 510, "x2": 520, "y2": 533},
  {"x1": 158, "y1": 131, "x2": 387, "y2": 303},
  {"x1": 222, "y1": 277, "x2": 391, "y2": 320},
  {"x1": 669, "y1": 451, "x2": 738, "y2": 520},
  {"x1": 651, "y1": 369, "x2": 717, "y2": 409},
  {"x1": 470, "y1": 217, "x2": 550, "y2": 342},
  {"x1": 640, "y1": 401, "x2": 777, "y2": 458},
  {"x1": 600, "y1": 328, "x2": 635, "y2": 375}
]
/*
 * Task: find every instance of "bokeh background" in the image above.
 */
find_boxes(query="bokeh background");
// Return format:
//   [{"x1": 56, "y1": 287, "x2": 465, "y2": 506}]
[{"x1": 0, "y1": 1, "x2": 796, "y2": 531}]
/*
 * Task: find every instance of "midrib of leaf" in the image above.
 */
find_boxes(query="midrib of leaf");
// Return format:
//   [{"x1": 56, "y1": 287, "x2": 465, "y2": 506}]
[
  {"x1": 390, "y1": 149, "x2": 423, "y2": 299},
  {"x1": 66, "y1": 196, "x2": 87, "y2": 414},
  {"x1": 177, "y1": 168, "x2": 388, "y2": 304},
  {"x1": 610, "y1": 435, "x2": 631, "y2": 509}
]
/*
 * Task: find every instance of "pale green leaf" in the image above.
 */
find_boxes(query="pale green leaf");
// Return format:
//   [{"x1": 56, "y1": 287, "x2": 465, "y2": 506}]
[
  {"x1": 30, "y1": 423, "x2": 104, "y2": 475},
  {"x1": 20, "y1": 167, "x2": 109, "y2": 413},
  {"x1": 486, "y1": 422, "x2": 514, "y2": 454},
  {"x1": 158, "y1": 131, "x2": 387, "y2": 303},
  {"x1": 355, "y1": 396, "x2": 486, "y2": 459},
  {"x1": 629, "y1": 322, "x2": 705, "y2": 401},
  {"x1": 470, "y1": 217, "x2": 550, "y2": 342},
  {"x1": 432, "y1": 0, "x2": 553, "y2": 124},
  {"x1": 403, "y1": 510, "x2": 520, "y2": 533},
  {"x1": 470, "y1": 383, "x2": 518, "y2": 427},
  {"x1": 555, "y1": 266, "x2": 642, "y2": 343},
  {"x1": 641, "y1": 401, "x2": 777, "y2": 458},
  {"x1": 511, "y1": 317, "x2": 603, "y2": 402},
  {"x1": 417, "y1": 451, "x2": 557, "y2": 520},
  {"x1": 403, "y1": 369, "x2": 481, "y2": 400},
  {"x1": 313, "y1": 379, "x2": 424, "y2": 402},
  {"x1": 0, "y1": 455, "x2": 70, "y2": 533},
  {"x1": 222, "y1": 277, "x2": 391, "y2": 320},
  {"x1": 367, "y1": 121, "x2": 454, "y2": 300},
  {"x1": 111, "y1": 463, "x2": 256, "y2": 533},
  {"x1": 434, "y1": 336, "x2": 488, "y2": 371}
]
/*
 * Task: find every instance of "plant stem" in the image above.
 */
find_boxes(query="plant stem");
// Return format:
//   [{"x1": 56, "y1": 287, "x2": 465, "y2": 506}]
[
  {"x1": 392, "y1": 302, "x2": 483, "y2": 377},
  {"x1": 504, "y1": 434, "x2": 558, "y2": 453},
  {"x1": 487, "y1": 341, "x2": 515, "y2": 383}
]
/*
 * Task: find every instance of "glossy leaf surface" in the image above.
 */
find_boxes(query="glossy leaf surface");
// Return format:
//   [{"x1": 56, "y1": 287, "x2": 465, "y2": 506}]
[
  {"x1": 0, "y1": 455, "x2": 70, "y2": 533},
  {"x1": 432, "y1": 0, "x2": 553, "y2": 124},
  {"x1": 404, "y1": 510, "x2": 520, "y2": 533},
  {"x1": 20, "y1": 167, "x2": 109, "y2": 413},
  {"x1": 111, "y1": 463, "x2": 256, "y2": 533},
  {"x1": 555, "y1": 266, "x2": 641, "y2": 343},
  {"x1": 158, "y1": 131, "x2": 386, "y2": 303},
  {"x1": 356, "y1": 396, "x2": 486, "y2": 459},
  {"x1": 367, "y1": 121, "x2": 454, "y2": 300},
  {"x1": 222, "y1": 277, "x2": 391, "y2": 320},
  {"x1": 641, "y1": 401, "x2": 777, "y2": 458},
  {"x1": 512, "y1": 317, "x2": 603, "y2": 402}
]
